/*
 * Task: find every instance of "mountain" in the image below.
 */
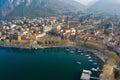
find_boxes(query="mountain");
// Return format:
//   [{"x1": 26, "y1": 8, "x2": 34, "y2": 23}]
[
  {"x1": 0, "y1": 0, "x2": 85, "y2": 19},
  {"x1": 74, "y1": 0, "x2": 98, "y2": 6},
  {"x1": 88, "y1": 0, "x2": 120, "y2": 15},
  {"x1": 61, "y1": 0, "x2": 85, "y2": 10}
]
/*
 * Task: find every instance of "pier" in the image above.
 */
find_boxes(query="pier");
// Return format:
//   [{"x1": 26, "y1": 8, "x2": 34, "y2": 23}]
[
  {"x1": 90, "y1": 77, "x2": 100, "y2": 80},
  {"x1": 80, "y1": 70, "x2": 91, "y2": 80},
  {"x1": 80, "y1": 70, "x2": 101, "y2": 80}
]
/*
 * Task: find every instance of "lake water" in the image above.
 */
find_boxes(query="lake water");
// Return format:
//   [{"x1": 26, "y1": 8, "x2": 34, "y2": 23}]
[{"x1": 0, "y1": 47, "x2": 103, "y2": 80}]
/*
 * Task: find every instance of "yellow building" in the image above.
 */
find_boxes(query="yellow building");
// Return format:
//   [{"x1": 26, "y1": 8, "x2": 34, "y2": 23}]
[{"x1": 18, "y1": 35, "x2": 22, "y2": 41}]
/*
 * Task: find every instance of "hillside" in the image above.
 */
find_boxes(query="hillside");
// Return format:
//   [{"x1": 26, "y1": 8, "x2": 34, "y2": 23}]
[
  {"x1": 88, "y1": 0, "x2": 120, "y2": 15},
  {"x1": 0, "y1": 0, "x2": 85, "y2": 19}
]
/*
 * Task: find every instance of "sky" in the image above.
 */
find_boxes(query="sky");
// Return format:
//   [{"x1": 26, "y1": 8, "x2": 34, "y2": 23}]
[{"x1": 74, "y1": 0, "x2": 99, "y2": 6}]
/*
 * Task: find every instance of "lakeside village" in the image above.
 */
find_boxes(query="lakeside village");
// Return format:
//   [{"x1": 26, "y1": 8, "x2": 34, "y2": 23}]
[{"x1": 0, "y1": 14, "x2": 120, "y2": 80}]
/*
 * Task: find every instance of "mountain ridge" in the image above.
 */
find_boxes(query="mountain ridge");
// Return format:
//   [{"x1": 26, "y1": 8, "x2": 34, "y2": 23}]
[
  {"x1": 88, "y1": 0, "x2": 120, "y2": 15},
  {"x1": 0, "y1": 0, "x2": 85, "y2": 19}
]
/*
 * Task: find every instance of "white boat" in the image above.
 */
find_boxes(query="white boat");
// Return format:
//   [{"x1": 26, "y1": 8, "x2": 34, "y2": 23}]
[
  {"x1": 83, "y1": 70, "x2": 92, "y2": 74},
  {"x1": 89, "y1": 60, "x2": 93, "y2": 62},
  {"x1": 66, "y1": 48, "x2": 70, "y2": 51},
  {"x1": 78, "y1": 50, "x2": 81, "y2": 53},
  {"x1": 70, "y1": 51, "x2": 74, "y2": 53},
  {"x1": 91, "y1": 67, "x2": 99, "y2": 71},
  {"x1": 88, "y1": 57, "x2": 92, "y2": 59},
  {"x1": 76, "y1": 61, "x2": 81, "y2": 64},
  {"x1": 91, "y1": 68, "x2": 97, "y2": 71},
  {"x1": 97, "y1": 67, "x2": 99, "y2": 70},
  {"x1": 93, "y1": 63, "x2": 97, "y2": 65},
  {"x1": 85, "y1": 55, "x2": 90, "y2": 57},
  {"x1": 34, "y1": 47, "x2": 37, "y2": 50}
]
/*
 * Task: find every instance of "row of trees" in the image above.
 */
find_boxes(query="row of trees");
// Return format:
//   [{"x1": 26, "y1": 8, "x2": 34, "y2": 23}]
[
  {"x1": 76, "y1": 39, "x2": 104, "y2": 51},
  {"x1": 0, "y1": 39, "x2": 33, "y2": 47},
  {"x1": 37, "y1": 37, "x2": 71, "y2": 46}
]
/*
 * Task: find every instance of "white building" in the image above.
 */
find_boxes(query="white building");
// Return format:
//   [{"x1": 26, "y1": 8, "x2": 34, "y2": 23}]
[
  {"x1": 0, "y1": 32, "x2": 1, "y2": 37},
  {"x1": 10, "y1": 24, "x2": 16, "y2": 29},
  {"x1": 42, "y1": 25, "x2": 52, "y2": 32}
]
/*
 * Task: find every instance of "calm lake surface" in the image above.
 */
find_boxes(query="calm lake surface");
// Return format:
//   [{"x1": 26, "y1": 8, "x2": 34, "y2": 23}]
[{"x1": 0, "y1": 47, "x2": 103, "y2": 80}]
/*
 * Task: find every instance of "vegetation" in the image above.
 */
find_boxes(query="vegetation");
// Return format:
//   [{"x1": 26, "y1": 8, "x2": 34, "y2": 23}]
[
  {"x1": 102, "y1": 64, "x2": 115, "y2": 80},
  {"x1": 85, "y1": 42, "x2": 104, "y2": 51},
  {"x1": 38, "y1": 37, "x2": 71, "y2": 46},
  {"x1": 76, "y1": 39, "x2": 104, "y2": 50},
  {"x1": 76, "y1": 39, "x2": 85, "y2": 45},
  {"x1": 3, "y1": 0, "x2": 78, "y2": 19},
  {"x1": 104, "y1": 50, "x2": 120, "y2": 65},
  {"x1": 114, "y1": 69, "x2": 120, "y2": 80},
  {"x1": 0, "y1": 39, "x2": 32, "y2": 47}
]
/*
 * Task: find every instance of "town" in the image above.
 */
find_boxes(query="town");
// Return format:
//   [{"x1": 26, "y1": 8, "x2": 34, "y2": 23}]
[
  {"x1": 0, "y1": 14, "x2": 120, "y2": 80},
  {"x1": 0, "y1": 14, "x2": 120, "y2": 52}
]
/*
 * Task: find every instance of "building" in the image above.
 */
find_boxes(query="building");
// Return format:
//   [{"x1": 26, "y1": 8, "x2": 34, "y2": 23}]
[
  {"x1": 66, "y1": 16, "x2": 70, "y2": 28},
  {"x1": 35, "y1": 33, "x2": 46, "y2": 40},
  {"x1": 9, "y1": 34, "x2": 19, "y2": 40},
  {"x1": 18, "y1": 35, "x2": 22, "y2": 41},
  {"x1": 0, "y1": 32, "x2": 1, "y2": 37},
  {"x1": 42, "y1": 25, "x2": 52, "y2": 32}
]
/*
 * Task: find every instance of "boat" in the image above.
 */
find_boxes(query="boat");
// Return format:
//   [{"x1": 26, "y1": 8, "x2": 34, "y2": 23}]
[
  {"x1": 91, "y1": 68, "x2": 98, "y2": 71},
  {"x1": 91, "y1": 67, "x2": 99, "y2": 71},
  {"x1": 83, "y1": 70, "x2": 92, "y2": 74},
  {"x1": 89, "y1": 60, "x2": 93, "y2": 62},
  {"x1": 66, "y1": 48, "x2": 70, "y2": 51},
  {"x1": 78, "y1": 50, "x2": 81, "y2": 53},
  {"x1": 76, "y1": 61, "x2": 81, "y2": 64},
  {"x1": 70, "y1": 51, "x2": 74, "y2": 53},
  {"x1": 88, "y1": 57, "x2": 92, "y2": 59},
  {"x1": 93, "y1": 63, "x2": 97, "y2": 65},
  {"x1": 97, "y1": 67, "x2": 99, "y2": 70},
  {"x1": 85, "y1": 55, "x2": 90, "y2": 57}
]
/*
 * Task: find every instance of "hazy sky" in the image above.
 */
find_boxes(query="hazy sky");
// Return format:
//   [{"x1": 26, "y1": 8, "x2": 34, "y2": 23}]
[{"x1": 74, "y1": 0, "x2": 98, "y2": 6}]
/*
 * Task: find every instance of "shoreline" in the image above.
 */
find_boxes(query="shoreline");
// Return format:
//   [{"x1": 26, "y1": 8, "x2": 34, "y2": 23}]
[
  {"x1": 0, "y1": 44, "x2": 72, "y2": 49},
  {"x1": 0, "y1": 44, "x2": 106, "y2": 63}
]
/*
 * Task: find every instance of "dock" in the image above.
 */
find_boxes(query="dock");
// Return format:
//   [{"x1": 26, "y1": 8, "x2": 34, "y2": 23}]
[
  {"x1": 80, "y1": 70, "x2": 92, "y2": 80},
  {"x1": 90, "y1": 77, "x2": 100, "y2": 80},
  {"x1": 80, "y1": 69, "x2": 101, "y2": 80}
]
